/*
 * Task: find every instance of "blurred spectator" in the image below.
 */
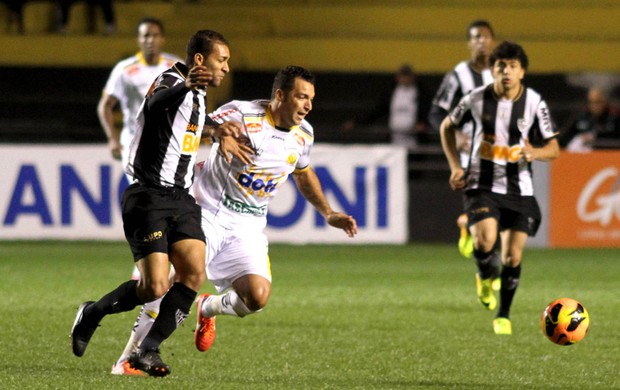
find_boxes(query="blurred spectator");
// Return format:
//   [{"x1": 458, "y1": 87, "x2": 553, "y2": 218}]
[
  {"x1": 2, "y1": 0, "x2": 25, "y2": 34},
  {"x1": 56, "y1": 0, "x2": 116, "y2": 35},
  {"x1": 343, "y1": 64, "x2": 429, "y2": 150},
  {"x1": 559, "y1": 87, "x2": 620, "y2": 152}
]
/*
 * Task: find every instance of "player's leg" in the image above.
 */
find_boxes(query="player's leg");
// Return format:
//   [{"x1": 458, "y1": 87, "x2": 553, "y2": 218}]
[
  {"x1": 493, "y1": 229, "x2": 527, "y2": 335},
  {"x1": 471, "y1": 217, "x2": 500, "y2": 310},
  {"x1": 111, "y1": 267, "x2": 175, "y2": 375},
  {"x1": 195, "y1": 227, "x2": 271, "y2": 351},
  {"x1": 129, "y1": 239, "x2": 205, "y2": 375}
]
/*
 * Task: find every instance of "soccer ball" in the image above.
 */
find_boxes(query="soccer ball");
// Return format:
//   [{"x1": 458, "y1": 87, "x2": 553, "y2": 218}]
[{"x1": 541, "y1": 298, "x2": 590, "y2": 346}]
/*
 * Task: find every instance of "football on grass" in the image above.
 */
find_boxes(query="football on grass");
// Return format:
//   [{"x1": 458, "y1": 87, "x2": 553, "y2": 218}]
[{"x1": 541, "y1": 298, "x2": 590, "y2": 345}]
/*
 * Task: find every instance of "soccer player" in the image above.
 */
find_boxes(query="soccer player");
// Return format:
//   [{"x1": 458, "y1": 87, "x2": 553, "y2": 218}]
[
  {"x1": 428, "y1": 19, "x2": 503, "y2": 284},
  {"x1": 70, "y1": 29, "x2": 243, "y2": 377},
  {"x1": 439, "y1": 41, "x2": 559, "y2": 335},
  {"x1": 109, "y1": 65, "x2": 358, "y2": 371},
  {"x1": 98, "y1": 19, "x2": 182, "y2": 293},
  {"x1": 98, "y1": 18, "x2": 181, "y2": 184}
]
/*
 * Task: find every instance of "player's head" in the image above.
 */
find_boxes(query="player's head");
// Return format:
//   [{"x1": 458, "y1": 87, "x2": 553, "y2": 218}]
[
  {"x1": 186, "y1": 30, "x2": 231, "y2": 87},
  {"x1": 490, "y1": 40, "x2": 529, "y2": 71},
  {"x1": 136, "y1": 18, "x2": 166, "y2": 62},
  {"x1": 396, "y1": 64, "x2": 415, "y2": 85},
  {"x1": 467, "y1": 19, "x2": 494, "y2": 62},
  {"x1": 490, "y1": 41, "x2": 528, "y2": 91},
  {"x1": 270, "y1": 66, "x2": 316, "y2": 127}
]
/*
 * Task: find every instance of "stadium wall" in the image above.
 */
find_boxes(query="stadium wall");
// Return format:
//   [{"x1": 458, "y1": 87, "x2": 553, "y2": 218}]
[{"x1": 1, "y1": 1, "x2": 619, "y2": 73}]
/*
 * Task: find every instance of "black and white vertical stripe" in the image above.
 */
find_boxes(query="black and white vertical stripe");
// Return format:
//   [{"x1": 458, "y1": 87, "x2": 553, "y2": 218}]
[
  {"x1": 450, "y1": 84, "x2": 557, "y2": 196},
  {"x1": 128, "y1": 65, "x2": 206, "y2": 189}
]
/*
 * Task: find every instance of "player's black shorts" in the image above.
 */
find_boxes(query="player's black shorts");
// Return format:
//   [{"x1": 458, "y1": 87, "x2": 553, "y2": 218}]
[
  {"x1": 464, "y1": 189, "x2": 542, "y2": 236},
  {"x1": 121, "y1": 183, "x2": 205, "y2": 261}
]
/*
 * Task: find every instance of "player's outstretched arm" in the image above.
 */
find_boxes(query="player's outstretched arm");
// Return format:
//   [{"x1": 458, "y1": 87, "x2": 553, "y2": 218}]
[{"x1": 293, "y1": 167, "x2": 358, "y2": 238}]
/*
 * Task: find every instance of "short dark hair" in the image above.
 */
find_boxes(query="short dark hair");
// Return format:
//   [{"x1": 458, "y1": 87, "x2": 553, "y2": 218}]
[
  {"x1": 185, "y1": 29, "x2": 229, "y2": 65},
  {"x1": 136, "y1": 17, "x2": 165, "y2": 36},
  {"x1": 271, "y1": 65, "x2": 316, "y2": 99},
  {"x1": 467, "y1": 19, "x2": 494, "y2": 39},
  {"x1": 489, "y1": 41, "x2": 529, "y2": 70}
]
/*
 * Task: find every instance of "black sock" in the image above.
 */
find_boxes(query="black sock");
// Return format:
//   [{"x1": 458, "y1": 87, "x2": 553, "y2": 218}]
[
  {"x1": 85, "y1": 280, "x2": 142, "y2": 324},
  {"x1": 473, "y1": 249, "x2": 499, "y2": 279},
  {"x1": 140, "y1": 282, "x2": 196, "y2": 352},
  {"x1": 497, "y1": 265, "x2": 521, "y2": 319}
]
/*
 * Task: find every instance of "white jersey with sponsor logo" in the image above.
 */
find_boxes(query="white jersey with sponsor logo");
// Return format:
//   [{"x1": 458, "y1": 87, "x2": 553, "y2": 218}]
[
  {"x1": 103, "y1": 52, "x2": 182, "y2": 149},
  {"x1": 449, "y1": 84, "x2": 557, "y2": 196},
  {"x1": 192, "y1": 99, "x2": 314, "y2": 229}
]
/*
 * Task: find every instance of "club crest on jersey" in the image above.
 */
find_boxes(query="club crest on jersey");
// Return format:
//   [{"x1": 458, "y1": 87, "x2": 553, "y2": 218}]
[
  {"x1": 287, "y1": 153, "x2": 297, "y2": 165},
  {"x1": 517, "y1": 118, "x2": 529, "y2": 133}
]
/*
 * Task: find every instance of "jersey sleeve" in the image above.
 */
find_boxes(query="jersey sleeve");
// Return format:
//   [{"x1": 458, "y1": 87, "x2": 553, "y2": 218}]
[
  {"x1": 208, "y1": 101, "x2": 242, "y2": 124},
  {"x1": 449, "y1": 93, "x2": 473, "y2": 128},
  {"x1": 103, "y1": 62, "x2": 125, "y2": 98},
  {"x1": 432, "y1": 71, "x2": 461, "y2": 112},
  {"x1": 536, "y1": 99, "x2": 557, "y2": 140}
]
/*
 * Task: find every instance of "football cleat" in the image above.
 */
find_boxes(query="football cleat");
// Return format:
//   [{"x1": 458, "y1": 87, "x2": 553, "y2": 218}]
[
  {"x1": 128, "y1": 349, "x2": 170, "y2": 377},
  {"x1": 475, "y1": 273, "x2": 497, "y2": 311},
  {"x1": 111, "y1": 360, "x2": 145, "y2": 376},
  {"x1": 458, "y1": 228, "x2": 474, "y2": 259},
  {"x1": 491, "y1": 277, "x2": 501, "y2": 292},
  {"x1": 70, "y1": 301, "x2": 99, "y2": 357},
  {"x1": 194, "y1": 293, "x2": 216, "y2": 352},
  {"x1": 493, "y1": 317, "x2": 512, "y2": 335}
]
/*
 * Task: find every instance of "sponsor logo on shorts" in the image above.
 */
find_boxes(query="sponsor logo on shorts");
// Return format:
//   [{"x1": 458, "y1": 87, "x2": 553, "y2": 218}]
[{"x1": 143, "y1": 230, "x2": 163, "y2": 242}]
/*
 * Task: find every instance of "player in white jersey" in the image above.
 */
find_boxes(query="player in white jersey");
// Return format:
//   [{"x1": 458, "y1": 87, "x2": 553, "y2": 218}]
[
  {"x1": 440, "y1": 41, "x2": 559, "y2": 335},
  {"x1": 109, "y1": 66, "x2": 357, "y2": 371},
  {"x1": 97, "y1": 18, "x2": 182, "y2": 183}
]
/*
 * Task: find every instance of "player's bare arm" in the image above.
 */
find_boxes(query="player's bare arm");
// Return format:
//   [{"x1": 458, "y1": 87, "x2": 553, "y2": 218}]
[
  {"x1": 293, "y1": 168, "x2": 358, "y2": 237},
  {"x1": 440, "y1": 116, "x2": 466, "y2": 190},
  {"x1": 97, "y1": 93, "x2": 122, "y2": 160},
  {"x1": 522, "y1": 138, "x2": 560, "y2": 162}
]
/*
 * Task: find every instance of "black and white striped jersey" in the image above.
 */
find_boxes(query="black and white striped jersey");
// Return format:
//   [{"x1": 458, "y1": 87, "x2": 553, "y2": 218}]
[
  {"x1": 449, "y1": 84, "x2": 558, "y2": 196},
  {"x1": 127, "y1": 62, "x2": 207, "y2": 189}
]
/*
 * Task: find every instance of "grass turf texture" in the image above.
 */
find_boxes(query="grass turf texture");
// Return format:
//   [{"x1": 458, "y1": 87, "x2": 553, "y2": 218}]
[{"x1": 1, "y1": 241, "x2": 618, "y2": 389}]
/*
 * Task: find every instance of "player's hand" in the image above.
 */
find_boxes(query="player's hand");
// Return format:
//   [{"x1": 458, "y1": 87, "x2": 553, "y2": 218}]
[
  {"x1": 108, "y1": 139, "x2": 121, "y2": 160},
  {"x1": 326, "y1": 212, "x2": 358, "y2": 238},
  {"x1": 213, "y1": 121, "x2": 243, "y2": 138},
  {"x1": 219, "y1": 135, "x2": 255, "y2": 164},
  {"x1": 186, "y1": 65, "x2": 212, "y2": 90},
  {"x1": 522, "y1": 139, "x2": 538, "y2": 162},
  {"x1": 449, "y1": 167, "x2": 466, "y2": 191}
]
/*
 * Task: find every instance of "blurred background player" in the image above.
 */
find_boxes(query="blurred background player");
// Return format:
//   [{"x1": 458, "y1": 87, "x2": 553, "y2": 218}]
[
  {"x1": 97, "y1": 18, "x2": 181, "y2": 286},
  {"x1": 109, "y1": 65, "x2": 358, "y2": 372},
  {"x1": 440, "y1": 41, "x2": 559, "y2": 335},
  {"x1": 428, "y1": 19, "x2": 502, "y2": 288}
]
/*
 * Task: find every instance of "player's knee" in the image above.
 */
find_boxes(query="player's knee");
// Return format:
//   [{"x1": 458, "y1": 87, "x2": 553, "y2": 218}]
[
  {"x1": 139, "y1": 280, "x2": 170, "y2": 301},
  {"x1": 245, "y1": 284, "x2": 271, "y2": 312}
]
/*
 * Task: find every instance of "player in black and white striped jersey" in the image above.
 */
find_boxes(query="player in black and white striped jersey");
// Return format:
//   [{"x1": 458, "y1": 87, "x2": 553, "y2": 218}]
[
  {"x1": 429, "y1": 20, "x2": 502, "y2": 289},
  {"x1": 439, "y1": 41, "x2": 559, "y2": 335},
  {"x1": 71, "y1": 29, "x2": 243, "y2": 377}
]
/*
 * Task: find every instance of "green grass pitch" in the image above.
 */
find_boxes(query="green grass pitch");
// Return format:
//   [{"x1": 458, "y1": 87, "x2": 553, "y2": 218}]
[{"x1": 1, "y1": 241, "x2": 618, "y2": 389}]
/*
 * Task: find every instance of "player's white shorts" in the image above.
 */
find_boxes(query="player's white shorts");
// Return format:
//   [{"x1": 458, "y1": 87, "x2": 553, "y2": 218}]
[{"x1": 202, "y1": 210, "x2": 272, "y2": 293}]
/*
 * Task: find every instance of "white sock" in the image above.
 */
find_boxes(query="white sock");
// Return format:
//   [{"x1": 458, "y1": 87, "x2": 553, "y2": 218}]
[
  {"x1": 114, "y1": 298, "x2": 161, "y2": 365},
  {"x1": 202, "y1": 290, "x2": 254, "y2": 318}
]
